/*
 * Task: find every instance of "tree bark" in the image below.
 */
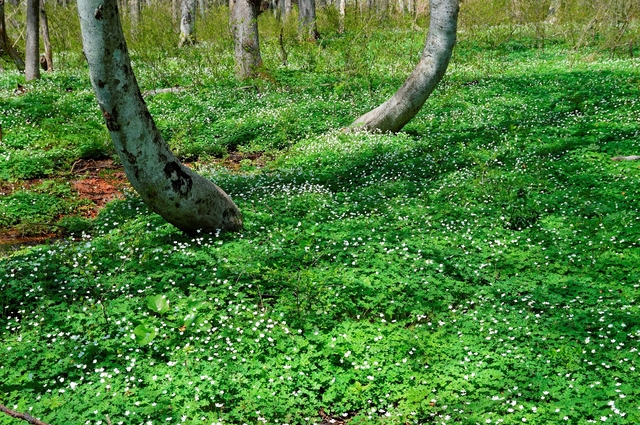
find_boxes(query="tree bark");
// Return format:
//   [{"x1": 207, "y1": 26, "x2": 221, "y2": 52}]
[
  {"x1": 338, "y1": 0, "x2": 345, "y2": 32},
  {"x1": 78, "y1": 0, "x2": 243, "y2": 234},
  {"x1": 298, "y1": 0, "x2": 318, "y2": 39},
  {"x1": 25, "y1": 0, "x2": 40, "y2": 80},
  {"x1": 545, "y1": 0, "x2": 561, "y2": 24},
  {"x1": 230, "y1": 0, "x2": 262, "y2": 78},
  {"x1": 179, "y1": 0, "x2": 196, "y2": 45},
  {"x1": 350, "y1": 0, "x2": 458, "y2": 132},
  {"x1": 172, "y1": 0, "x2": 180, "y2": 25},
  {"x1": 0, "y1": 0, "x2": 25, "y2": 70},
  {"x1": 39, "y1": 0, "x2": 52, "y2": 71},
  {"x1": 130, "y1": 0, "x2": 140, "y2": 28}
]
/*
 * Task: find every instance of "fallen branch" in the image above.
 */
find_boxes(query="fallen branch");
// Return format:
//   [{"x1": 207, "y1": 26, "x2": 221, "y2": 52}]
[
  {"x1": 611, "y1": 155, "x2": 640, "y2": 161},
  {"x1": 0, "y1": 404, "x2": 51, "y2": 425},
  {"x1": 142, "y1": 86, "x2": 185, "y2": 97}
]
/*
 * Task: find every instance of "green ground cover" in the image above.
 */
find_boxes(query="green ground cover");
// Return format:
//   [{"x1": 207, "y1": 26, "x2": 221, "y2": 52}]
[{"x1": 2, "y1": 12, "x2": 640, "y2": 425}]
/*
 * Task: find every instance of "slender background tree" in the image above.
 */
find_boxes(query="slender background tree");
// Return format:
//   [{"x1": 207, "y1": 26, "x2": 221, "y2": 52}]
[
  {"x1": 0, "y1": 0, "x2": 25, "y2": 71},
  {"x1": 25, "y1": 0, "x2": 40, "y2": 80},
  {"x1": 179, "y1": 0, "x2": 196, "y2": 45},
  {"x1": 39, "y1": 0, "x2": 52, "y2": 71},
  {"x1": 230, "y1": 0, "x2": 262, "y2": 78}
]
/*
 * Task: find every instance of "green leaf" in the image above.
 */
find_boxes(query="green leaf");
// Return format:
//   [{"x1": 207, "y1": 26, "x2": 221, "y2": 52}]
[
  {"x1": 146, "y1": 294, "x2": 170, "y2": 314},
  {"x1": 187, "y1": 300, "x2": 205, "y2": 311},
  {"x1": 133, "y1": 323, "x2": 157, "y2": 345},
  {"x1": 183, "y1": 313, "x2": 198, "y2": 328}
]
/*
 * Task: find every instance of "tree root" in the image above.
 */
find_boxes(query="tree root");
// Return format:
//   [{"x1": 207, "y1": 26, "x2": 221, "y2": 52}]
[
  {"x1": 0, "y1": 404, "x2": 51, "y2": 425},
  {"x1": 611, "y1": 155, "x2": 640, "y2": 161}
]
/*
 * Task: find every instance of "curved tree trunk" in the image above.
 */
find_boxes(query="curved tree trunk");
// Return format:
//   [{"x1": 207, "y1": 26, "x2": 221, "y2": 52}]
[
  {"x1": 230, "y1": 0, "x2": 262, "y2": 78},
  {"x1": 0, "y1": 0, "x2": 25, "y2": 71},
  {"x1": 179, "y1": 0, "x2": 196, "y2": 45},
  {"x1": 25, "y1": 0, "x2": 40, "y2": 80},
  {"x1": 350, "y1": 0, "x2": 457, "y2": 133},
  {"x1": 78, "y1": 0, "x2": 243, "y2": 234}
]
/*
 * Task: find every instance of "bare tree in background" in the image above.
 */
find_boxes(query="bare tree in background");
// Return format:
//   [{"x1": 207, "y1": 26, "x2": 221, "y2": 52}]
[
  {"x1": 350, "y1": 0, "x2": 458, "y2": 132},
  {"x1": 78, "y1": 0, "x2": 243, "y2": 234},
  {"x1": 0, "y1": 0, "x2": 25, "y2": 71},
  {"x1": 39, "y1": 0, "x2": 52, "y2": 71},
  {"x1": 230, "y1": 0, "x2": 262, "y2": 78},
  {"x1": 25, "y1": 0, "x2": 40, "y2": 80},
  {"x1": 130, "y1": 0, "x2": 140, "y2": 27},
  {"x1": 545, "y1": 0, "x2": 561, "y2": 23},
  {"x1": 298, "y1": 0, "x2": 318, "y2": 39},
  {"x1": 179, "y1": 0, "x2": 196, "y2": 45}
]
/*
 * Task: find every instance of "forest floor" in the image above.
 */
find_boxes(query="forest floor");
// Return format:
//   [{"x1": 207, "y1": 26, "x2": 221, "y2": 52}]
[{"x1": 2, "y1": 20, "x2": 640, "y2": 425}]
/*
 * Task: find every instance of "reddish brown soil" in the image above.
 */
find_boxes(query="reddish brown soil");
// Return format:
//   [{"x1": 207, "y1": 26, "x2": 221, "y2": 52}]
[
  {"x1": 1, "y1": 154, "x2": 265, "y2": 247},
  {"x1": 0, "y1": 159, "x2": 129, "y2": 246},
  {"x1": 71, "y1": 159, "x2": 129, "y2": 218}
]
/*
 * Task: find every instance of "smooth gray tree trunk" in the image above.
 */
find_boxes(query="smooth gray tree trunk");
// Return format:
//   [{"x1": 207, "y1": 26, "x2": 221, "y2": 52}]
[
  {"x1": 78, "y1": 0, "x2": 243, "y2": 234},
  {"x1": 298, "y1": 0, "x2": 318, "y2": 39},
  {"x1": 350, "y1": 0, "x2": 458, "y2": 132},
  {"x1": 39, "y1": 0, "x2": 53, "y2": 71},
  {"x1": 0, "y1": 0, "x2": 25, "y2": 71},
  {"x1": 230, "y1": 0, "x2": 262, "y2": 78},
  {"x1": 179, "y1": 0, "x2": 196, "y2": 45},
  {"x1": 338, "y1": 0, "x2": 345, "y2": 32},
  {"x1": 25, "y1": 0, "x2": 40, "y2": 80}
]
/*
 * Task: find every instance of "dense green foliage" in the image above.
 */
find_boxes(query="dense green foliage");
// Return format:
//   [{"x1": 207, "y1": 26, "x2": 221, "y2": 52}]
[{"x1": 2, "y1": 6, "x2": 640, "y2": 425}]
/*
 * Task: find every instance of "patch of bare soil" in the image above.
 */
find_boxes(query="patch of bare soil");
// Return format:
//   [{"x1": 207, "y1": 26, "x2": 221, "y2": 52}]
[
  {"x1": 220, "y1": 151, "x2": 266, "y2": 171},
  {"x1": 0, "y1": 178, "x2": 44, "y2": 197},
  {"x1": 70, "y1": 159, "x2": 129, "y2": 218},
  {"x1": 0, "y1": 232, "x2": 61, "y2": 250},
  {"x1": 0, "y1": 159, "x2": 129, "y2": 248}
]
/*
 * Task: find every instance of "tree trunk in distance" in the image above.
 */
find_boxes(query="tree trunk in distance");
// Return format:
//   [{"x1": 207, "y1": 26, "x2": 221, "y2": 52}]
[
  {"x1": 298, "y1": 0, "x2": 318, "y2": 39},
  {"x1": 25, "y1": 0, "x2": 40, "y2": 80},
  {"x1": 545, "y1": 0, "x2": 561, "y2": 24},
  {"x1": 230, "y1": 0, "x2": 262, "y2": 78},
  {"x1": 350, "y1": 0, "x2": 458, "y2": 132},
  {"x1": 179, "y1": 0, "x2": 196, "y2": 45},
  {"x1": 172, "y1": 0, "x2": 180, "y2": 25},
  {"x1": 130, "y1": 0, "x2": 140, "y2": 28},
  {"x1": 77, "y1": 0, "x2": 243, "y2": 234},
  {"x1": 39, "y1": 0, "x2": 52, "y2": 71},
  {"x1": 379, "y1": 0, "x2": 387, "y2": 18},
  {"x1": 0, "y1": 0, "x2": 25, "y2": 71},
  {"x1": 338, "y1": 0, "x2": 345, "y2": 32},
  {"x1": 283, "y1": 0, "x2": 291, "y2": 17},
  {"x1": 198, "y1": 0, "x2": 205, "y2": 18}
]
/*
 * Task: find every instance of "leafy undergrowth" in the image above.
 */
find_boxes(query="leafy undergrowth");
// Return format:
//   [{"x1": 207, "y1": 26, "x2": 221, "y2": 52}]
[{"x1": 2, "y1": 24, "x2": 640, "y2": 425}]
